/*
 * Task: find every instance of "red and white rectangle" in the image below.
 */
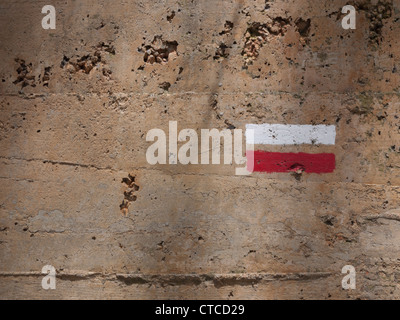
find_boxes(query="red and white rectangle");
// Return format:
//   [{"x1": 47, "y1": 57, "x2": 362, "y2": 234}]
[{"x1": 245, "y1": 124, "x2": 336, "y2": 174}]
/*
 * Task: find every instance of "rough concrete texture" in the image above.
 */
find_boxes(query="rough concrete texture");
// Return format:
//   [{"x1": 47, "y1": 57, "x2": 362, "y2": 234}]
[{"x1": 0, "y1": 0, "x2": 400, "y2": 300}]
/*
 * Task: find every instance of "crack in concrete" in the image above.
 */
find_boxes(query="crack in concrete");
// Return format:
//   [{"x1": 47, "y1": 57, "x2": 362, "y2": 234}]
[
  {"x1": 2, "y1": 90, "x2": 400, "y2": 99},
  {"x1": 1, "y1": 157, "x2": 399, "y2": 187},
  {"x1": 364, "y1": 209, "x2": 400, "y2": 223},
  {"x1": 0, "y1": 156, "x2": 119, "y2": 173},
  {"x1": 0, "y1": 271, "x2": 335, "y2": 287}
]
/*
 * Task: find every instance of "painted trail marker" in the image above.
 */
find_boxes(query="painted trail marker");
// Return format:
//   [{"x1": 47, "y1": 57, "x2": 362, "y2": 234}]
[{"x1": 245, "y1": 124, "x2": 336, "y2": 174}]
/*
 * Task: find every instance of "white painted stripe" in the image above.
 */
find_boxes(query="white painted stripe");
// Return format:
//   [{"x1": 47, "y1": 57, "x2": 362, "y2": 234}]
[{"x1": 246, "y1": 124, "x2": 336, "y2": 145}]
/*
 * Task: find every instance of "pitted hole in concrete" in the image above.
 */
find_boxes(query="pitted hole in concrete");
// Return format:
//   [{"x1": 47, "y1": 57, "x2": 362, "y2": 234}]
[
  {"x1": 242, "y1": 22, "x2": 270, "y2": 65},
  {"x1": 159, "y1": 81, "x2": 171, "y2": 91},
  {"x1": 295, "y1": 18, "x2": 311, "y2": 38},
  {"x1": 264, "y1": 0, "x2": 272, "y2": 11},
  {"x1": 219, "y1": 21, "x2": 234, "y2": 35},
  {"x1": 124, "y1": 191, "x2": 137, "y2": 202},
  {"x1": 288, "y1": 163, "x2": 306, "y2": 173},
  {"x1": 242, "y1": 16, "x2": 311, "y2": 66},
  {"x1": 320, "y1": 215, "x2": 336, "y2": 227},
  {"x1": 13, "y1": 58, "x2": 36, "y2": 88},
  {"x1": 214, "y1": 43, "x2": 230, "y2": 61},
  {"x1": 289, "y1": 163, "x2": 305, "y2": 181},
  {"x1": 242, "y1": 18, "x2": 293, "y2": 66},
  {"x1": 120, "y1": 174, "x2": 139, "y2": 216},
  {"x1": 42, "y1": 67, "x2": 52, "y2": 87},
  {"x1": 60, "y1": 42, "x2": 114, "y2": 78},
  {"x1": 167, "y1": 10, "x2": 175, "y2": 22},
  {"x1": 354, "y1": 0, "x2": 393, "y2": 45},
  {"x1": 157, "y1": 241, "x2": 165, "y2": 250},
  {"x1": 139, "y1": 36, "x2": 178, "y2": 65},
  {"x1": 119, "y1": 200, "x2": 130, "y2": 216}
]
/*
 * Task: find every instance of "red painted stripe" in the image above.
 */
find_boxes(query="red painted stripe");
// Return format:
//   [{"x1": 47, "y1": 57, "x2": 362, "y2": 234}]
[{"x1": 247, "y1": 151, "x2": 335, "y2": 174}]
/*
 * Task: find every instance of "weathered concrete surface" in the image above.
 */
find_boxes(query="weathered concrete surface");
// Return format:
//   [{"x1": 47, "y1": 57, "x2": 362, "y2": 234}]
[{"x1": 0, "y1": 0, "x2": 399, "y2": 299}]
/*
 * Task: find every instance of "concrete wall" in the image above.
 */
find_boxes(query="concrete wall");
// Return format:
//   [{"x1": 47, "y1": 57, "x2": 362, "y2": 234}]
[{"x1": 0, "y1": 0, "x2": 399, "y2": 299}]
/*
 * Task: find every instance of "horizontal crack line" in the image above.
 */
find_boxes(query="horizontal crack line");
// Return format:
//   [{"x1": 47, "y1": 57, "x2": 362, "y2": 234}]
[
  {"x1": 0, "y1": 156, "x2": 120, "y2": 173},
  {"x1": 0, "y1": 272, "x2": 335, "y2": 286},
  {"x1": 1, "y1": 90, "x2": 400, "y2": 99},
  {"x1": 1, "y1": 156, "x2": 399, "y2": 187}
]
